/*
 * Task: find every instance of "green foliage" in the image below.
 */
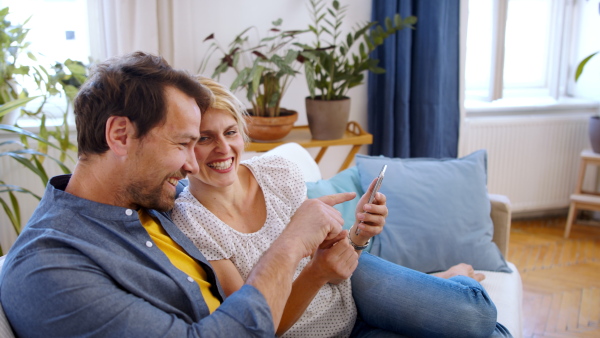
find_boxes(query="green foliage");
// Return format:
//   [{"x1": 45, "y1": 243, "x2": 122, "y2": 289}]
[
  {"x1": 198, "y1": 19, "x2": 307, "y2": 117},
  {"x1": 0, "y1": 181, "x2": 40, "y2": 255},
  {"x1": 575, "y1": 51, "x2": 598, "y2": 82},
  {"x1": 0, "y1": 6, "x2": 90, "y2": 254},
  {"x1": 0, "y1": 123, "x2": 76, "y2": 255},
  {"x1": 297, "y1": 0, "x2": 417, "y2": 100},
  {"x1": 0, "y1": 6, "x2": 34, "y2": 115},
  {"x1": 0, "y1": 95, "x2": 38, "y2": 119}
]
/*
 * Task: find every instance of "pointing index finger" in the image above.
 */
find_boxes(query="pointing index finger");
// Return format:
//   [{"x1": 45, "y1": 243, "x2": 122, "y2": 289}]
[{"x1": 316, "y1": 192, "x2": 357, "y2": 206}]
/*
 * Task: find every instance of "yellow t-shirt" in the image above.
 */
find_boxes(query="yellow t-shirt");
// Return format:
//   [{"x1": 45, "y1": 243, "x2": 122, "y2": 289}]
[{"x1": 139, "y1": 210, "x2": 220, "y2": 313}]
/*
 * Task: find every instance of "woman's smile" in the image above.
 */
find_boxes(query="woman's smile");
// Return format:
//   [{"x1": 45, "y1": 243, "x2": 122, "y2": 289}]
[{"x1": 207, "y1": 157, "x2": 234, "y2": 172}]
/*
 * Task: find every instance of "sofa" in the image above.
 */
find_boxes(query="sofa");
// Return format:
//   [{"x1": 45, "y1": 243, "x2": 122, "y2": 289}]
[
  {"x1": 0, "y1": 142, "x2": 523, "y2": 337},
  {"x1": 264, "y1": 142, "x2": 523, "y2": 337}
]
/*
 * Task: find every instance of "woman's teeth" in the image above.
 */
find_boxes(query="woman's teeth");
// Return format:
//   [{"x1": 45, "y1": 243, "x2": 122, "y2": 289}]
[{"x1": 208, "y1": 158, "x2": 233, "y2": 170}]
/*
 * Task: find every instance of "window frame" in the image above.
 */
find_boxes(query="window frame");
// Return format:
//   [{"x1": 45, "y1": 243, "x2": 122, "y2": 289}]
[{"x1": 465, "y1": 0, "x2": 584, "y2": 108}]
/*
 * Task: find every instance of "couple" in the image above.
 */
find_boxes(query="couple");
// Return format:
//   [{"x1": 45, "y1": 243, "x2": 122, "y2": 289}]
[{"x1": 0, "y1": 52, "x2": 511, "y2": 337}]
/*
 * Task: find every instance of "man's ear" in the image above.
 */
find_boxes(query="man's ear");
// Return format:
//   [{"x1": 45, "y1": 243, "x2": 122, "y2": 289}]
[{"x1": 106, "y1": 116, "x2": 134, "y2": 156}]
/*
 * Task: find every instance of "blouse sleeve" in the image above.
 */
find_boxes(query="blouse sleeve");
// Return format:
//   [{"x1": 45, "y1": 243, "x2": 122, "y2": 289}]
[{"x1": 249, "y1": 155, "x2": 307, "y2": 216}]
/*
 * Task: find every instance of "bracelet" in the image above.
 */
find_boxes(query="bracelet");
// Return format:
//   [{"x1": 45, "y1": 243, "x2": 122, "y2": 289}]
[{"x1": 347, "y1": 231, "x2": 370, "y2": 251}]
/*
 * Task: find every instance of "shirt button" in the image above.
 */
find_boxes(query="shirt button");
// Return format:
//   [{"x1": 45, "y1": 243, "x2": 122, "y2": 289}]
[
  {"x1": 187, "y1": 276, "x2": 194, "y2": 283},
  {"x1": 125, "y1": 209, "x2": 133, "y2": 216},
  {"x1": 145, "y1": 241, "x2": 153, "y2": 248}
]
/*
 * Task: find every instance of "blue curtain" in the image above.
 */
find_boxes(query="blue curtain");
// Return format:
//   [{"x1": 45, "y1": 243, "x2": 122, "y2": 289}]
[{"x1": 368, "y1": 0, "x2": 460, "y2": 158}]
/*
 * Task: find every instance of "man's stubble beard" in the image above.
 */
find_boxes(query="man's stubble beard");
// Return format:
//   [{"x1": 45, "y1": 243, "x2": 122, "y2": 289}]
[{"x1": 124, "y1": 177, "x2": 176, "y2": 212}]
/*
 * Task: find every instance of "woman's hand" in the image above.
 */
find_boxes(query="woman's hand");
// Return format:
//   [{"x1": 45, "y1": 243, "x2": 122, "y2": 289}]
[{"x1": 349, "y1": 178, "x2": 388, "y2": 246}]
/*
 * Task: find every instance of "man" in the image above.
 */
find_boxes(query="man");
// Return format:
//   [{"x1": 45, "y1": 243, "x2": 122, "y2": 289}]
[{"x1": 0, "y1": 51, "x2": 354, "y2": 337}]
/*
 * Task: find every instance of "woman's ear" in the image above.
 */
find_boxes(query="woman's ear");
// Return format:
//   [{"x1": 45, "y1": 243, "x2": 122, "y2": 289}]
[{"x1": 105, "y1": 116, "x2": 134, "y2": 156}]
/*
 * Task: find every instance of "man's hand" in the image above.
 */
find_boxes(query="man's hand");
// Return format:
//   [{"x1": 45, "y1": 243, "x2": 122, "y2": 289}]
[
  {"x1": 281, "y1": 192, "x2": 356, "y2": 259},
  {"x1": 245, "y1": 192, "x2": 356, "y2": 328},
  {"x1": 307, "y1": 230, "x2": 359, "y2": 285}
]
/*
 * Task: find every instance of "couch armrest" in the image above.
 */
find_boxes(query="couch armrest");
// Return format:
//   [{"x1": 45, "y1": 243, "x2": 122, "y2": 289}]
[{"x1": 489, "y1": 194, "x2": 512, "y2": 258}]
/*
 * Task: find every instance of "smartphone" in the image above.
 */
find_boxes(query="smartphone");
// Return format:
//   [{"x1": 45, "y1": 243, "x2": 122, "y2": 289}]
[
  {"x1": 356, "y1": 164, "x2": 387, "y2": 235},
  {"x1": 367, "y1": 164, "x2": 387, "y2": 204}
]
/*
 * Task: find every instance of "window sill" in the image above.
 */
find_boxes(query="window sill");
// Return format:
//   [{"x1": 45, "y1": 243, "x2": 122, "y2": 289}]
[{"x1": 465, "y1": 96, "x2": 600, "y2": 117}]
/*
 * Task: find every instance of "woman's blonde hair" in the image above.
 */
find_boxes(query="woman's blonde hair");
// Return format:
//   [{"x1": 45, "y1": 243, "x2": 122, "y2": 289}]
[{"x1": 196, "y1": 76, "x2": 249, "y2": 142}]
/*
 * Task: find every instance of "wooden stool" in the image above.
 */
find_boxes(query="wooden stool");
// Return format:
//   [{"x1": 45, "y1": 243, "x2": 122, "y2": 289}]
[{"x1": 564, "y1": 150, "x2": 600, "y2": 238}]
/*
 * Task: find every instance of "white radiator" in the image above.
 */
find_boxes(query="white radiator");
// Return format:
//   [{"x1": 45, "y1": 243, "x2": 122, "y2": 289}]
[{"x1": 459, "y1": 112, "x2": 593, "y2": 214}]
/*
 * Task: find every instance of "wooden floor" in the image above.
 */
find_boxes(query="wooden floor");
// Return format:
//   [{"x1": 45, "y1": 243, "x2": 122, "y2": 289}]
[{"x1": 509, "y1": 216, "x2": 600, "y2": 337}]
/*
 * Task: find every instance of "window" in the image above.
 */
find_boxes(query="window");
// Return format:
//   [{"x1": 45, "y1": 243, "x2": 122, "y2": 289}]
[
  {"x1": 0, "y1": 0, "x2": 90, "y2": 123},
  {"x1": 465, "y1": 0, "x2": 596, "y2": 104},
  {"x1": 0, "y1": 0, "x2": 90, "y2": 63}
]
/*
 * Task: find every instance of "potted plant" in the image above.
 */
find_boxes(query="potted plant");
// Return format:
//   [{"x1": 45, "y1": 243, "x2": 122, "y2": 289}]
[
  {"x1": 0, "y1": 6, "x2": 90, "y2": 254},
  {"x1": 198, "y1": 19, "x2": 306, "y2": 141},
  {"x1": 0, "y1": 58, "x2": 88, "y2": 255},
  {"x1": 575, "y1": 51, "x2": 600, "y2": 153},
  {"x1": 296, "y1": 0, "x2": 417, "y2": 140}
]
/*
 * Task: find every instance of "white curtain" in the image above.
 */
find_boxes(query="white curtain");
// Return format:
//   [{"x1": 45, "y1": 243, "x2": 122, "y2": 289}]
[{"x1": 87, "y1": 0, "x2": 196, "y2": 71}]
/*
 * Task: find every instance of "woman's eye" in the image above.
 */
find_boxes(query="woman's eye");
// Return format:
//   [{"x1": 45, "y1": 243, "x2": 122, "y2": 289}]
[{"x1": 226, "y1": 130, "x2": 237, "y2": 136}]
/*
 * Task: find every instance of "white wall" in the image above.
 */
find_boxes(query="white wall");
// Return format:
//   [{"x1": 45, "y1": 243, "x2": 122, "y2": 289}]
[{"x1": 186, "y1": 1, "x2": 372, "y2": 179}]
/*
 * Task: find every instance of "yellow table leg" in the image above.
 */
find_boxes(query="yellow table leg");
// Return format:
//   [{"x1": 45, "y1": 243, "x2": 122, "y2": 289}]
[
  {"x1": 339, "y1": 145, "x2": 362, "y2": 172},
  {"x1": 315, "y1": 147, "x2": 328, "y2": 164}
]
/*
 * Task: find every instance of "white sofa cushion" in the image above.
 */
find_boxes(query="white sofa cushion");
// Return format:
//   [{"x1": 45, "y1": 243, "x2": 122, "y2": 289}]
[
  {"x1": 263, "y1": 143, "x2": 523, "y2": 337},
  {"x1": 258, "y1": 142, "x2": 322, "y2": 182}
]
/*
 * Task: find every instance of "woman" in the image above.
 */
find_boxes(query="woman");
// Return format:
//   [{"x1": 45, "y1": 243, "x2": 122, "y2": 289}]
[{"x1": 172, "y1": 77, "x2": 511, "y2": 337}]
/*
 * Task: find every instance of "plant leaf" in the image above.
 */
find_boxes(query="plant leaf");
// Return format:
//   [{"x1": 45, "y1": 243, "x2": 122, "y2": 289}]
[
  {"x1": 575, "y1": 51, "x2": 599, "y2": 82},
  {"x1": 0, "y1": 96, "x2": 40, "y2": 118},
  {"x1": 0, "y1": 124, "x2": 66, "y2": 152},
  {"x1": 0, "y1": 197, "x2": 19, "y2": 235}
]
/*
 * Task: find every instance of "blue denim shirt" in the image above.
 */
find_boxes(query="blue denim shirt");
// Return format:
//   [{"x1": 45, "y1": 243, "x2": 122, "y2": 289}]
[{"x1": 0, "y1": 175, "x2": 275, "y2": 337}]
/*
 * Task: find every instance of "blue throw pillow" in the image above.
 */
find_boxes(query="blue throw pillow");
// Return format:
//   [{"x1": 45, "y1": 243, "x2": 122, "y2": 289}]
[
  {"x1": 356, "y1": 150, "x2": 511, "y2": 273},
  {"x1": 306, "y1": 166, "x2": 363, "y2": 231}
]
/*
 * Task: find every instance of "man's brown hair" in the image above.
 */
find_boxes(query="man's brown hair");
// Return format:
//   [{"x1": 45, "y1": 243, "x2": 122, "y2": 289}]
[{"x1": 74, "y1": 51, "x2": 211, "y2": 156}]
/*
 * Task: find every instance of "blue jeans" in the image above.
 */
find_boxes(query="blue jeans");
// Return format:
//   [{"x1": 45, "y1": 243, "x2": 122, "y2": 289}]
[{"x1": 350, "y1": 253, "x2": 513, "y2": 338}]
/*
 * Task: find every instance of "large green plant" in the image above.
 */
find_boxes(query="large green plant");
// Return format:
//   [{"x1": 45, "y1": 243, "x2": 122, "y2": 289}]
[
  {"x1": 0, "y1": 59, "x2": 88, "y2": 255},
  {"x1": 297, "y1": 0, "x2": 417, "y2": 101},
  {"x1": 0, "y1": 123, "x2": 72, "y2": 252},
  {"x1": 0, "y1": 7, "x2": 89, "y2": 255},
  {"x1": 198, "y1": 19, "x2": 306, "y2": 117}
]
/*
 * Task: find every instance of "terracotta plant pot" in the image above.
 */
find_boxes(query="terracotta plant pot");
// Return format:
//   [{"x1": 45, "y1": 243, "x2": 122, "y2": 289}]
[
  {"x1": 245, "y1": 109, "x2": 298, "y2": 142},
  {"x1": 589, "y1": 116, "x2": 600, "y2": 153},
  {"x1": 305, "y1": 96, "x2": 350, "y2": 140}
]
